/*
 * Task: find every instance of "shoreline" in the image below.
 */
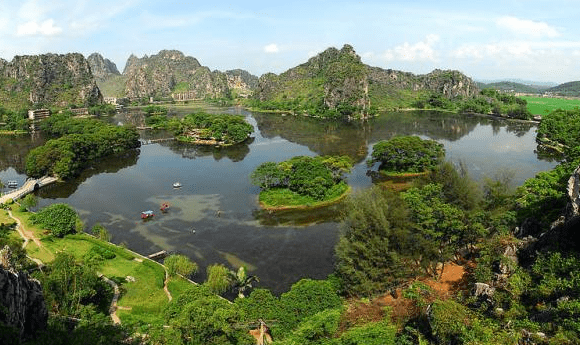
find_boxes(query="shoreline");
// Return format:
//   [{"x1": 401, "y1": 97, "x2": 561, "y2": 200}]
[{"x1": 258, "y1": 185, "x2": 351, "y2": 211}]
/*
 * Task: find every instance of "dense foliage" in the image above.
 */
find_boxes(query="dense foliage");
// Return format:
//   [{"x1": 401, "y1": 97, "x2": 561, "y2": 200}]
[
  {"x1": 251, "y1": 155, "x2": 352, "y2": 203},
  {"x1": 164, "y1": 254, "x2": 198, "y2": 278},
  {"x1": 25, "y1": 114, "x2": 140, "y2": 179},
  {"x1": 30, "y1": 203, "x2": 82, "y2": 237},
  {"x1": 176, "y1": 112, "x2": 253, "y2": 144},
  {"x1": 537, "y1": 108, "x2": 580, "y2": 151},
  {"x1": 0, "y1": 105, "x2": 28, "y2": 131},
  {"x1": 370, "y1": 136, "x2": 445, "y2": 174},
  {"x1": 458, "y1": 88, "x2": 532, "y2": 119}
]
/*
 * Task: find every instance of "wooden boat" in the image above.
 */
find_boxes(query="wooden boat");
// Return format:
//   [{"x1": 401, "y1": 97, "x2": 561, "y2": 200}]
[{"x1": 141, "y1": 210, "x2": 155, "y2": 219}]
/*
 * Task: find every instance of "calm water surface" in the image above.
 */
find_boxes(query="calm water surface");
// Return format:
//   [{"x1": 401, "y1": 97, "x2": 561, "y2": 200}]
[{"x1": 0, "y1": 109, "x2": 558, "y2": 293}]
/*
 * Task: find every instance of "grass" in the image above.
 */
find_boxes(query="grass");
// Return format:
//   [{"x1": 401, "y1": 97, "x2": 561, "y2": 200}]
[
  {"x1": 258, "y1": 183, "x2": 351, "y2": 211},
  {"x1": 6, "y1": 205, "x2": 198, "y2": 327},
  {"x1": 522, "y1": 96, "x2": 580, "y2": 116}
]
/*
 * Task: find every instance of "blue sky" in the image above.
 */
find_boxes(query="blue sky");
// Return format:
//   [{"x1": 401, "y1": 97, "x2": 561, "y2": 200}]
[{"x1": 1, "y1": 0, "x2": 579, "y2": 83}]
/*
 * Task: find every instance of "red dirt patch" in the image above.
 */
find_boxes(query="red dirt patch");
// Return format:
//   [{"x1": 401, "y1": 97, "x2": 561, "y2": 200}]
[
  {"x1": 420, "y1": 262, "x2": 468, "y2": 299},
  {"x1": 350, "y1": 262, "x2": 472, "y2": 327}
]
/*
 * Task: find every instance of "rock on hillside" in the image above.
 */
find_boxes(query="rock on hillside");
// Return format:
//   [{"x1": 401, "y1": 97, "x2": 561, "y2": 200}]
[
  {"x1": 255, "y1": 44, "x2": 371, "y2": 118},
  {"x1": 122, "y1": 50, "x2": 230, "y2": 99},
  {"x1": 225, "y1": 69, "x2": 259, "y2": 97},
  {"x1": 254, "y1": 44, "x2": 478, "y2": 119},
  {"x1": 0, "y1": 53, "x2": 102, "y2": 109},
  {"x1": 87, "y1": 53, "x2": 121, "y2": 81},
  {"x1": 0, "y1": 247, "x2": 47, "y2": 341}
]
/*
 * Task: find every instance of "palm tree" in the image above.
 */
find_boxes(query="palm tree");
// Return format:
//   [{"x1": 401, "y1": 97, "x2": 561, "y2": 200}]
[{"x1": 230, "y1": 266, "x2": 259, "y2": 299}]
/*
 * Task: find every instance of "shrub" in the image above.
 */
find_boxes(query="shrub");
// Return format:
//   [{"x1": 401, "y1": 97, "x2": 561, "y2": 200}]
[{"x1": 30, "y1": 203, "x2": 81, "y2": 237}]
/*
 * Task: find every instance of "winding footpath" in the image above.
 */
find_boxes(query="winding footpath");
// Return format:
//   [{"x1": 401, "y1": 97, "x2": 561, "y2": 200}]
[{"x1": 6, "y1": 209, "x2": 123, "y2": 325}]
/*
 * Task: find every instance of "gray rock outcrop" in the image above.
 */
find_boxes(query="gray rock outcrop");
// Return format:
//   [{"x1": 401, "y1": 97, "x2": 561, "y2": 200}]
[
  {"x1": 122, "y1": 50, "x2": 230, "y2": 99},
  {"x1": 87, "y1": 53, "x2": 121, "y2": 81},
  {"x1": 0, "y1": 247, "x2": 47, "y2": 341},
  {"x1": 0, "y1": 53, "x2": 102, "y2": 108}
]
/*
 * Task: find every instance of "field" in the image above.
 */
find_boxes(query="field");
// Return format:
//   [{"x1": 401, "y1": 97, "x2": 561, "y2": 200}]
[{"x1": 522, "y1": 96, "x2": 580, "y2": 115}]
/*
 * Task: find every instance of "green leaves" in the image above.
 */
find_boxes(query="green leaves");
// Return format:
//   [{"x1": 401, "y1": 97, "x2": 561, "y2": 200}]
[
  {"x1": 251, "y1": 155, "x2": 352, "y2": 202},
  {"x1": 370, "y1": 136, "x2": 445, "y2": 174},
  {"x1": 30, "y1": 203, "x2": 81, "y2": 237}
]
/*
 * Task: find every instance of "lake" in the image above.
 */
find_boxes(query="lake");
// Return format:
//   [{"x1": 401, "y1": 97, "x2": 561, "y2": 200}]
[{"x1": 0, "y1": 108, "x2": 558, "y2": 294}]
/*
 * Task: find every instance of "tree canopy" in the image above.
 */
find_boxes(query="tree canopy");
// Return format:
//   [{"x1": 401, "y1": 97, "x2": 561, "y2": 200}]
[
  {"x1": 251, "y1": 155, "x2": 352, "y2": 203},
  {"x1": 369, "y1": 136, "x2": 445, "y2": 174}
]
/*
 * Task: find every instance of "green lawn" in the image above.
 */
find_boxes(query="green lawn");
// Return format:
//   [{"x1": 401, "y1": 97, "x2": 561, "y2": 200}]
[
  {"x1": 522, "y1": 96, "x2": 580, "y2": 115},
  {"x1": 258, "y1": 183, "x2": 350, "y2": 210},
  {"x1": 6, "y1": 206, "x2": 198, "y2": 327}
]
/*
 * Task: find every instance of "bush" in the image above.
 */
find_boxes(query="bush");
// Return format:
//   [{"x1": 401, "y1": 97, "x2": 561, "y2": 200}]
[
  {"x1": 30, "y1": 203, "x2": 81, "y2": 237},
  {"x1": 164, "y1": 254, "x2": 198, "y2": 278},
  {"x1": 369, "y1": 136, "x2": 445, "y2": 174}
]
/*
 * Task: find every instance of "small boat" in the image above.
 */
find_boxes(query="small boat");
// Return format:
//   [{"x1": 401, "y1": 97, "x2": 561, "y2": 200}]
[
  {"x1": 141, "y1": 210, "x2": 155, "y2": 219},
  {"x1": 160, "y1": 202, "x2": 170, "y2": 213},
  {"x1": 6, "y1": 180, "x2": 18, "y2": 188},
  {"x1": 173, "y1": 182, "x2": 182, "y2": 188}
]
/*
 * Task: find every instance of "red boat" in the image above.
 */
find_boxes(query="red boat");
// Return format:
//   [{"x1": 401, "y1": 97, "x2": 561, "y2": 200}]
[
  {"x1": 141, "y1": 210, "x2": 154, "y2": 219},
  {"x1": 160, "y1": 202, "x2": 170, "y2": 213}
]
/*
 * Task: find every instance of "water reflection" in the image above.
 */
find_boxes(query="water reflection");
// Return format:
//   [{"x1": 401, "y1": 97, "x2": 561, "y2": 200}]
[
  {"x1": 35, "y1": 149, "x2": 140, "y2": 199},
  {"x1": 160, "y1": 138, "x2": 254, "y2": 162},
  {"x1": 0, "y1": 108, "x2": 560, "y2": 294}
]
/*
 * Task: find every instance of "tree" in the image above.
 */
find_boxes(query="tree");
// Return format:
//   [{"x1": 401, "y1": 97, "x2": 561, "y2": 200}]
[
  {"x1": 164, "y1": 254, "x2": 198, "y2": 278},
  {"x1": 369, "y1": 136, "x2": 445, "y2": 174},
  {"x1": 162, "y1": 285, "x2": 250, "y2": 345},
  {"x1": 204, "y1": 263, "x2": 232, "y2": 295},
  {"x1": 40, "y1": 252, "x2": 110, "y2": 317},
  {"x1": 335, "y1": 186, "x2": 415, "y2": 296},
  {"x1": 30, "y1": 203, "x2": 82, "y2": 237},
  {"x1": 91, "y1": 223, "x2": 111, "y2": 241},
  {"x1": 19, "y1": 194, "x2": 37, "y2": 212},
  {"x1": 230, "y1": 266, "x2": 259, "y2": 299},
  {"x1": 401, "y1": 184, "x2": 466, "y2": 278}
]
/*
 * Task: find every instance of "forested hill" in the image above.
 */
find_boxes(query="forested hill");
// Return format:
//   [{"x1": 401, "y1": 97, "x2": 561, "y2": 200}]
[
  {"x1": 546, "y1": 81, "x2": 580, "y2": 96},
  {"x1": 251, "y1": 44, "x2": 478, "y2": 119},
  {"x1": 476, "y1": 81, "x2": 548, "y2": 94},
  {"x1": 0, "y1": 53, "x2": 102, "y2": 110}
]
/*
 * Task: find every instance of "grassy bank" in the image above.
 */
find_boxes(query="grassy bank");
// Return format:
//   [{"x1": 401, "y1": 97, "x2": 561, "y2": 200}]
[
  {"x1": 4, "y1": 207, "x2": 195, "y2": 326},
  {"x1": 258, "y1": 184, "x2": 351, "y2": 211}
]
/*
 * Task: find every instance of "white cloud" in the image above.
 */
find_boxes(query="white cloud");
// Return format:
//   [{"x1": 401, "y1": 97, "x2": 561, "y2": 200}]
[
  {"x1": 264, "y1": 43, "x2": 279, "y2": 53},
  {"x1": 17, "y1": 19, "x2": 62, "y2": 36},
  {"x1": 383, "y1": 35, "x2": 440, "y2": 62},
  {"x1": 496, "y1": 16, "x2": 560, "y2": 38}
]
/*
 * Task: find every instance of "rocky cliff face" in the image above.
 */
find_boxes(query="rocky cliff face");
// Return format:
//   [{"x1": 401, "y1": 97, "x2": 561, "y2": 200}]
[
  {"x1": 87, "y1": 53, "x2": 121, "y2": 81},
  {"x1": 225, "y1": 69, "x2": 258, "y2": 97},
  {"x1": 0, "y1": 53, "x2": 102, "y2": 109},
  {"x1": 122, "y1": 50, "x2": 230, "y2": 99},
  {"x1": 255, "y1": 44, "x2": 371, "y2": 118},
  {"x1": 0, "y1": 247, "x2": 47, "y2": 341},
  {"x1": 254, "y1": 44, "x2": 478, "y2": 118},
  {"x1": 367, "y1": 67, "x2": 477, "y2": 99}
]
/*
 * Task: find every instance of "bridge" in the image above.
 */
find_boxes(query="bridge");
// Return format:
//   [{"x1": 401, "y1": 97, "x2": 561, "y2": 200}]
[{"x1": 0, "y1": 176, "x2": 58, "y2": 204}]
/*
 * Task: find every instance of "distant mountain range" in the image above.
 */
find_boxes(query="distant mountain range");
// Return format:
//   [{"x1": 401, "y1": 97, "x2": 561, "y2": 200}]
[
  {"x1": 3, "y1": 47, "x2": 580, "y2": 112},
  {"x1": 476, "y1": 79, "x2": 580, "y2": 97}
]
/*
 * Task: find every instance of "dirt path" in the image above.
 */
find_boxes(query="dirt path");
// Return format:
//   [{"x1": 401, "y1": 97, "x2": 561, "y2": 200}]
[
  {"x1": 7, "y1": 210, "x2": 45, "y2": 251},
  {"x1": 99, "y1": 273, "x2": 121, "y2": 325},
  {"x1": 163, "y1": 269, "x2": 173, "y2": 302}
]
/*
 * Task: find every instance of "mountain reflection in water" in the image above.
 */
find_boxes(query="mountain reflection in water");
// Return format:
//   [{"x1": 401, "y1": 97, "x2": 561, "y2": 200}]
[{"x1": 0, "y1": 109, "x2": 557, "y2": 294}]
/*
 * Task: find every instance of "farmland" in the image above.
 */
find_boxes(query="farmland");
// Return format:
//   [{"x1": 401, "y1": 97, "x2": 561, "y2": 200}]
[{"x1": 521, "y1": 95, "x2": 580, "y2": 115}]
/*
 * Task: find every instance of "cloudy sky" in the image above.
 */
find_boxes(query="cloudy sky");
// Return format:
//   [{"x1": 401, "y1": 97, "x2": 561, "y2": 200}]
[{"x1": 1, "y1": 0, "x2": 578, "y2": 83}]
